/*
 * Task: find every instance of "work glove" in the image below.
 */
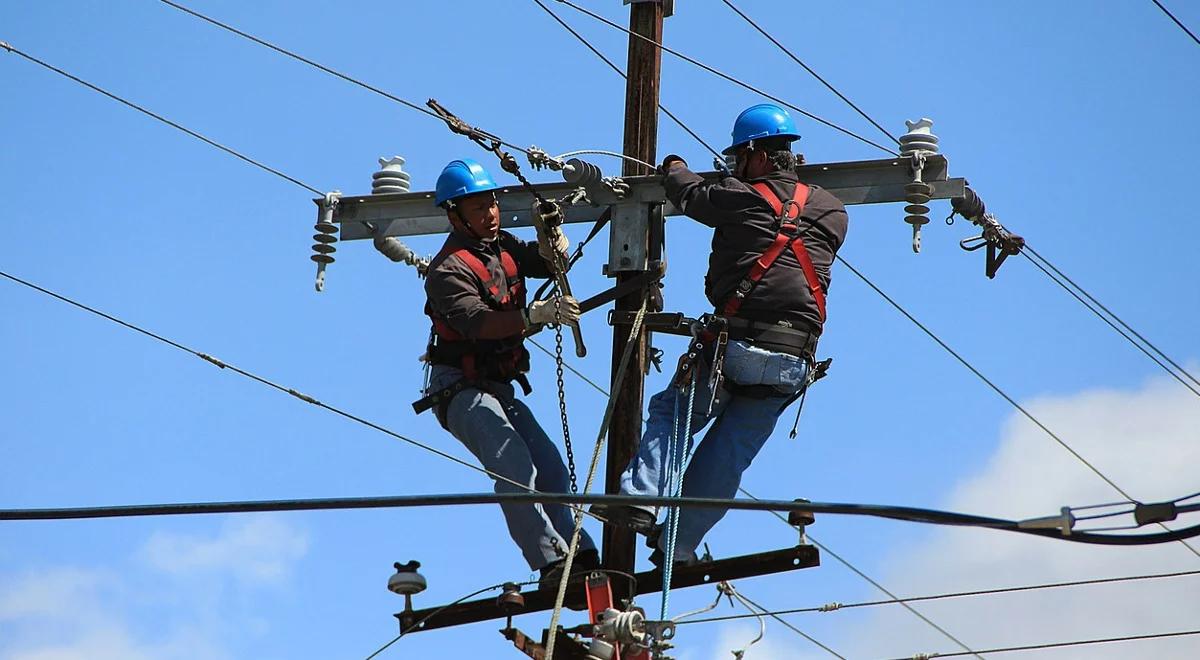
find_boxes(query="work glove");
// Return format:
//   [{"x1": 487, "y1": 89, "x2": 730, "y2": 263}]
[
  {"x1": 526, "y1": 296, "x2": 580, "y2": 327},
  {"x1": 538, "y1": 227, "x2": 570, "y2": 265},
  {"x1": 659, "y1": 154, "x2": 686, "y2": 174}
]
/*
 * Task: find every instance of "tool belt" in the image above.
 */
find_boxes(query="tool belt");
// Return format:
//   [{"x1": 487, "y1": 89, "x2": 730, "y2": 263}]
[
  {"x1": 723, "y1": 316, "x2": 819, "y2": 363},
  {"x1": 412, "y1": 341, "x2": 532, "y2": 430}
]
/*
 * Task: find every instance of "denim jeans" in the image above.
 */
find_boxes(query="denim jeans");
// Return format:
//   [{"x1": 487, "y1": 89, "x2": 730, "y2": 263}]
[
  {"x1": 617, "y1": 340, "x2": 809, "y2": 561},
  {"x1": 429, "y1": 364, "x2": 596, "y2": 570}
]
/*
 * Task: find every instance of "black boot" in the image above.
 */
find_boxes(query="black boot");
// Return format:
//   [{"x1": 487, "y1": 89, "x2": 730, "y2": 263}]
[
  {"x1": 538, "y1": 549, "x2": 600, "y2": 611},
  {"x1": 589, "y1": 504, "x2": 656, "y2": 534}
]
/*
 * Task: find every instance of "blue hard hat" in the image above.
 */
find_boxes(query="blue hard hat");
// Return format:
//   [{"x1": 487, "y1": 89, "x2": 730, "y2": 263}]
[
  {"x1": 722, "y1": 103, "x2": 802, "y2": 155},
  {"x1": 434, "y1": 158, "x2": 500, "y2": 206}
]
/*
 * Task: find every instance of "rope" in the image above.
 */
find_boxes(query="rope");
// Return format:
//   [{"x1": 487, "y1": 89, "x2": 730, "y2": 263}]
[
  {"x1": 544, "y1": 294, "x2": 649, "y2": 660},
  {"x1": 660, "y1": 376, "x2": 697, "y2": 620}
]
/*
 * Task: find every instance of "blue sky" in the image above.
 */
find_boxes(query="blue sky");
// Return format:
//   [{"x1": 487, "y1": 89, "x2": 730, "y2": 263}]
[{"x1": 2, "y1": 1, "x2": 1199, "y2": 658}]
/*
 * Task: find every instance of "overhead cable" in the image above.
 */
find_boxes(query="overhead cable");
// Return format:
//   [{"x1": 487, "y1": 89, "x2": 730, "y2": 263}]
[
  {"x1": 156, "y1": 0, "x2": 529, "y2": 155},
  {"x1": 834, "y1": 255, "x2": 1200, "y2": 560},
  {"x1": 549, "y1": 0, "x2": 899, "y2": 155},
  {"x1": 742, "y1": 488, "x2": 984, "y2": 660},
  {"x1": 1, "y1": 42, "x2": 322, "y2": 195},
  {"x1": 0, "y1": 270, "x2": 595, "y2": 521},
  {"x1": 529, "y1": 0, "x2": 723, "y2": 161},
  {"x1": 882, "y1": 628, "x2": 1200, "y2": 660},
  {"x1": 719, "y1": 0, "x2": 898, "y2": 145},
  {"x1": 1150, "y1": 0, "x2": 1200, "y2": 46},
  {"x1": 1022, "y1": 245, "x2": 1200, "y2": 396},
  {"x1": 678, "y1": 568, "x2": 1200, "y2": 625},
  {"x1": 7, "y1": 490, "x2": 1200, "y2": 546}
]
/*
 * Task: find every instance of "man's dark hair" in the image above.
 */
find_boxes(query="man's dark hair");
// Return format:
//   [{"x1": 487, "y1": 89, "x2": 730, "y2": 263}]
[{"x1": 756, "y1": 137, "x2": 797, "y2": 172}]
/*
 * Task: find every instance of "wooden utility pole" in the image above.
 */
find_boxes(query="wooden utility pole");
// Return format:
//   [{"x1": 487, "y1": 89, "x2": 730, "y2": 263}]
[{"x1": 604, "y1": 0, "x2": 665, "y2": 583}]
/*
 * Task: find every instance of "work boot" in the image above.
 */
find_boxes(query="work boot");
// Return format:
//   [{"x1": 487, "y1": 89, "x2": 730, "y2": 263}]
[
  {"x1": 538, "y1": 549, "x2": 600, "y2": 611},
  {"x1": 589, "y1": 504, "x2": 656, "y2": 534},
  {"x1": 648, "y1": 547, "x2": 700, "y2": 570}
]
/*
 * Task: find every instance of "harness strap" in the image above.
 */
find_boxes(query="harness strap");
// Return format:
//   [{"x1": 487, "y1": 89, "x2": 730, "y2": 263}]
[{"x1": 722, "y1": 182, "x2": 826, "y2": 320}]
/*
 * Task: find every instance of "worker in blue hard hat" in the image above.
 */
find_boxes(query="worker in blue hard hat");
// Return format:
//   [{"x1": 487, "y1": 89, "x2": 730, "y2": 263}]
[
  {"x1": 594, "y1": 103, "x2": 850, "y2": 568},
  {"x1": 394, "y1": 158, "x2": 599, "y2": 597}
]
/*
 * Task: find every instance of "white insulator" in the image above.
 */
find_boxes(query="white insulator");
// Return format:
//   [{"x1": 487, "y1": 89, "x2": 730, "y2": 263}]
[
  {"x1": 899, "y1": 118, "x2": 939, "y2": 155},
  {"x1": 387, "y1": 560, "x2": 427, "y2": 596},
  {"x1": 373, "y1": 156, "x2": 412, "y2": 195}
]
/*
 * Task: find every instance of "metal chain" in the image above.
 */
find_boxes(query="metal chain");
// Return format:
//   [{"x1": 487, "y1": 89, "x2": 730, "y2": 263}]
[{"x1": 553, "y1": 296, "x2": 579, "y2": 494}]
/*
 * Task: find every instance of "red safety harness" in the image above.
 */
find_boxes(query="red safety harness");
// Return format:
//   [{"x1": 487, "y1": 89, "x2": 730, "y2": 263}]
[
  {"x1": 426, "y1": 246, "x2": 527, "y2": 384},
  {"x1": 722, "y1": 182, "x2": 827, "y2": 321}
]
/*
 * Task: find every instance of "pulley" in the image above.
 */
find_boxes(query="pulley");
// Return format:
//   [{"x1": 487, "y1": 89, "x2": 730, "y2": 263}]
[{"x1": 899, "y1": 118, "x2": 940, "y2": 253}]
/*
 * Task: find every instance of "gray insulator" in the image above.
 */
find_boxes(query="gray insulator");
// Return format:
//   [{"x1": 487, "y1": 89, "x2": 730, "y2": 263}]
[
  {"x1": 373, "y1": 156, "x2": 412, "y2": 195},
  {"x1": 562, "y1": 157, "x2": 602, "y2": 187},
  {"x1": 899, "y1": 118, "x2": 939, "y2": 156},
  {"x1": 311, "y1": 219, "x2": 338, "y2": 265}
]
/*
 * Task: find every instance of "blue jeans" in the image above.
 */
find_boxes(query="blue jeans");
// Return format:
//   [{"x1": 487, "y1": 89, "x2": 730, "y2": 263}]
[
  {"x1": 618, "y1": 340, "x2": 809, "y2": 561},
  {"x1": 429, "y1": 364, "x2": 596, "y2": 570}
]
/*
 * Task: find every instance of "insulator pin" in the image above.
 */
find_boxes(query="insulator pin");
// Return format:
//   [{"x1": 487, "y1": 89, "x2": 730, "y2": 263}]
[
  {"x1": 372, "y1": 156, "x2": 412, "y2": 195},
  {"x1": 899, "y1": 118, "x2": 940, "y2": 253}
]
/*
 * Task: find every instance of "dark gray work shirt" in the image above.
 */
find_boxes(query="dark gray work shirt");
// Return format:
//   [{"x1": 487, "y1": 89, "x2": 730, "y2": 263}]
[{"x1": 664, "y1": 167, "x2": 849, "y2": 334}]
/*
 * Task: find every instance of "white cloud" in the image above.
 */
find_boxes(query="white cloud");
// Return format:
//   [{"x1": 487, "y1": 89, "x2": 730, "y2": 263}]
[
  {"x1": 141, "y1": 516, "x2": 309, "y2": 585},
  {"x1": 844, "y1": 376, "x2": 1200, "y2": 659},
  {"x1": 1, "y1": 517, "x2": 308, "y2": 660}
]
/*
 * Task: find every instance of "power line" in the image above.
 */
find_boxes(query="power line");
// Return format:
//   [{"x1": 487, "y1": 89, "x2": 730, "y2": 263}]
[
  {"x1": 0, "y1": 41, "x2": 322, "y2": 195},
  {"x1": 742, "y1": 489, "x2": 984, "y2": 660},
  {"x1": 733, "y1": 588, "x2": 848, "y2": 660},
  {"x1": 718, "y1": 0, "x2": 898, "y2": 145},
  {"x1": 677, "y1": 568, "x2": 1200, "y2": 625},
  {"x1": 0, "y1": 270, "x2": 566, "y2": 506},
  {"x1": 1151, "y1": 0, "x2": 1200, "y2": 46},
  {"x1": 882, "y1": 628, "x2": 1200, "y2": 660},
  {"x1": 1022, "y1": 245, "x2": 1200, "y2": 394},
  {"x1": 156, "y1": 0, "x2": 530, "y2": 155},
  {"x1": 550, "y1": 0, "x2": 899, "y2": 156},
  {"x1": 834, "y1": 255, "x2": 1200, "y2": 560},
  {"x1": 529, "y1": 0, "x2": 722, "y2": 162}
]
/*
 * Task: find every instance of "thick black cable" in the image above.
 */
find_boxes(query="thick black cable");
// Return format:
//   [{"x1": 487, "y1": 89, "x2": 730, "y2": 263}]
[
  {"x1": 551, "y1": 0, "x2": 898, "y2": 156},
  {"x1": 742, "y1": 489, "x2": 984, "y2": 660},
  {"x1": 1151, "y1": 0, "x2": 1200, "y2": 46},
  {"x1": 882, "y1": 628, "x2": 1200, "y2": 659},
  {"x1": 7, "y1": 491, "x2": 1200, "y2": 546},
  {"x1": 679, "y1": 568, "x2": 1200, "y2": 625},
  {"x1": 719, "y1": 0, "x2": 898, "y2": 145},
  {"x1": 0, "y1": 42, "x2": 322, "y2": 195},
  {"x1": 156, "y1": 0, "x2": 529, "y2": 155},
  {"x1": 0, "y1": 270, "x2": 555, "y2": 503},
  {"x1": 529, "y1": 0, "x2": 723, "y2": 162},
  {"x1": 1022, "y1": 245, "x2": 1200, "y2": 392},
  {"x1": 834, "y1": 255, "x2": 1200, "y2": 560}
]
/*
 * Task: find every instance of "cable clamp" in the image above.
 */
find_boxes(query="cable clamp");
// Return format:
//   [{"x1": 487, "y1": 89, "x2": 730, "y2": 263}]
[
  {"x1": 1018, "y1": 506, "x2": 1075, "y2": 536},
  {"x1": 198, "y1": 353, "x2": 227, "y2": 369},
  {"x1": 819, "y1": 602, "x2": 842, "y2": 612},
  {"x1": 0, "y1": 41, "x2": 13, "y2": 52},
  {"x1": 286, "y1": 388, "x2": 320, "y2": 406}
]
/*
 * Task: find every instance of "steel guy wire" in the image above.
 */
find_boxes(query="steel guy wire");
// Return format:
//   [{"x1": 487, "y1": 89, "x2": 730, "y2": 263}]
[
  {"x1": 733, "y1": 588, "x2": 848, "y2": 660},
  {"x1": 883, "y1": 628, "x2": 1200, "y2": 660},
  {"x1": 529, "y1": 0, "x2": 724, "y2": 162},
  {"x1": 678, "y1": 568, "x2": 1200, "y2": 626},
  {"x1": 0, "y1": 269, "x2": 610, "y2": 528},
  {"x1": 363, "y1": 580, "x2": 535, "y2": 660},
  {"x1": 1022, "y1": 244, "x2": 1200, "y2": 392},
  {"x1": 719, "y1": 0, "x2": 899, "y2": 146},
  {"x1": 1151, "y1": 0, "x2": 1200, "y2": 46},
  {"x1": 551, "y1": 0, "x2": 899, "y2": 156},
  {"x1": 740, "y1": 488, "x2": 985, "y2": 660},
  {"x1": 834, "y1": 254, "x2": 1200, "y2": 560},
  {"x1": 155, "y1": 0, "x2": 530, "y2": 157},
  {"x1": 1, "y1": 41, "x2": 323, "y2": 196}
]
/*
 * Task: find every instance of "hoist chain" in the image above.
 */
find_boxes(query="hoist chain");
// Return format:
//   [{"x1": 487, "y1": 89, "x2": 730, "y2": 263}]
[{"x1": 554, "y1": 297, "x2": 579, "y2": 494}]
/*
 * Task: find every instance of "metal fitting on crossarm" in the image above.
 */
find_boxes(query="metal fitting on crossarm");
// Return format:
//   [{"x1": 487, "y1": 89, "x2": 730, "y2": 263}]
[{"x1": 899, "y1": 118, "x2": 940, "y2": 253}]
